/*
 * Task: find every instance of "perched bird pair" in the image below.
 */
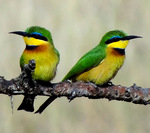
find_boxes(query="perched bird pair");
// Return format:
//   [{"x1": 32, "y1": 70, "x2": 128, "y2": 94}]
[{"x1": 10, "y1": 26, "x2": 141, "y2": 113}]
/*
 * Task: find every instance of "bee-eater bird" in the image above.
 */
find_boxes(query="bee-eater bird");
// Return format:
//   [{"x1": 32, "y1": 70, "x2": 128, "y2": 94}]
[
  {"x1": 62, "y1": 30, "x2": 141, "y2": 85},
  {"x1": 10, "y1": 26, "x2": 60, "y2": 112},
  {"x1": 35, "y1": 30, "x2": 141, "y2": 114}
]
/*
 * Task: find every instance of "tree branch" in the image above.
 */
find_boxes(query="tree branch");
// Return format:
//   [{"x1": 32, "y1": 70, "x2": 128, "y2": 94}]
[{"x1": 0, "y1": 60, "x2": 150, "y2": 111}]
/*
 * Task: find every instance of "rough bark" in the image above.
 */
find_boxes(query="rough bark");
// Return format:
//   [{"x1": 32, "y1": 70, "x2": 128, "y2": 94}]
[{"x1": 0, "y1": 60, "x2": 150, "y2": 112}]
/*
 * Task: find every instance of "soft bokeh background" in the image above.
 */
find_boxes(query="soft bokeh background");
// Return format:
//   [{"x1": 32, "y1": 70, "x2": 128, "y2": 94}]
[{"x1": 0, "y1": 0, "x2": 150, "y2": 133}]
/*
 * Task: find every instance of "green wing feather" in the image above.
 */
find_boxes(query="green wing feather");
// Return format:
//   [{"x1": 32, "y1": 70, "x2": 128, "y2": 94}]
[
  {"x1": 62, "y1": 30, "x2": 128, "y2": 81},
  {"x1": 62, "y1": 45, "x2": 106, "y2": 81}
]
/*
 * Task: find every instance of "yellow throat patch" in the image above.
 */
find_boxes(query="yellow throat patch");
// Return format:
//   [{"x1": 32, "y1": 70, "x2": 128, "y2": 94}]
[
  {"x1": 107, "y1": 40, "x2": 129, "y2": 49},
  {"x1": 23, "y1": 37, "x2": 49, "y2": 46}
]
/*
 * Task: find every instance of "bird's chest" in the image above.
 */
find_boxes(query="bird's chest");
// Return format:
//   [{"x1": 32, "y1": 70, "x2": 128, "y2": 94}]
[
  {"x1": 76, "y1": 48, "x2": 125, "y2": 85},
  {"x1": 20, "y1": 45, "x2": 58, "y2": 81},
  {"x1": 90, "y1": 48, "x2": 125, "y2": 84}
]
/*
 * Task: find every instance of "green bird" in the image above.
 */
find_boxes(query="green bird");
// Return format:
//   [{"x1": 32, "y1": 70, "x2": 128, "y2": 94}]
[
  {"x1": 10, "y1": 26, "x2": 59, "y2": 112},
  {"x1": 36, "y1": 30, "x2": 141, "y2": 114},
  {"x1": 62, "y1": 30, "x2": 141, "y2": 84}
]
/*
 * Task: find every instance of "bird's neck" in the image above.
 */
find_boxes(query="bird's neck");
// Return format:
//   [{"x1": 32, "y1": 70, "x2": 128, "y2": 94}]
[
  {"x1": 106, "y1": 47, "x2": 125, "y2": 57},
  {"x1": 113, "y1": 48, "x2": 125, "y2": 55},
  {"x1": 26, "y1": 45, "x2": 39, "y2": 50},
  {"x1": 24, "y1": 43, "x2": 52, "y2": 53}
]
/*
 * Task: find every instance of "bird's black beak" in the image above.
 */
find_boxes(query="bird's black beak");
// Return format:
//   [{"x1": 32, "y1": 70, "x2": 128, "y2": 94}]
[
  {"x1": 122, "y1": 35, "x2": 142, "y2": 40},
  {"x1": 9, "y1": 31, "x2": 29, "y2": 37}
]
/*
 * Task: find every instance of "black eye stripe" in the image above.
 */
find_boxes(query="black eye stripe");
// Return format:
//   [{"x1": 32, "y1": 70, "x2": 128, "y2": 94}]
[
  {"x1": 105, "y1": 37, "x2": 122, "y2": 44},
  {"x1": 29, "y1": 34, "x2": 48, "y2": 41},
  {"x1": 105, "y1": 35, "x2": 142, "y2": 44}
]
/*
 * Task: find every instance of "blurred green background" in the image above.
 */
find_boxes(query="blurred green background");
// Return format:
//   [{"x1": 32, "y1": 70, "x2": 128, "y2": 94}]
[{"x1": 0, "y1": 0, "x2": 150, "y2": 133}]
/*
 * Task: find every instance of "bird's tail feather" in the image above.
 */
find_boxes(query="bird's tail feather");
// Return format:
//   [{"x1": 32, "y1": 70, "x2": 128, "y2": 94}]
[
  {"x1": 18, "y1": 95, "x2": 35, "y2": 112},
  {"x1": 35, "y1": 96, "x2": 56, "y2": 114}
]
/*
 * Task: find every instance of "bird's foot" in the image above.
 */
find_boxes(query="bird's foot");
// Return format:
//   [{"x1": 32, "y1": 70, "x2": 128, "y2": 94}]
[
  {"x1": 86, "y1": 81, "x2": 97, "y2": 88},
  {"x1": 100, "y1": 82, "x2": 114, "y2": 87}
]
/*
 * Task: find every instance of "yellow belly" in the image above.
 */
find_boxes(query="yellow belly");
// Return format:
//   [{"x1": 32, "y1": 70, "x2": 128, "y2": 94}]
[
  {"x1": 32, "y1": 52, "x2": 58, "y2": 81},
  {"x1": 20, "y1": 45, "x2": 59, "y2": 81},
  {"x1": 76, "y1": 49, "x2": 125, "y2": 85}
]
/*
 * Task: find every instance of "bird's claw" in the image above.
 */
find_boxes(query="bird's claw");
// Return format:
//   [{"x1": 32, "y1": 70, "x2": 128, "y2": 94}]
[
  {"x1": 86, "y1": 81, "x2": 97, "y2": 88},
  {"x1": 107, "y1": 81, "x2": 114, "y2": 86},
  {"x1": 101, "y1": 81, "x2": 114, "y2": 87}
]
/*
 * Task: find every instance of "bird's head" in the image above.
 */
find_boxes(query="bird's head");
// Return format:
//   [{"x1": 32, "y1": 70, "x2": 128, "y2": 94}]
[
  {"x1": 10, "y1": 26, "x2": 53, "y2": 46},
  {"x1": 100, "y1": 30, "x2": 142, "y2": 50}
]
